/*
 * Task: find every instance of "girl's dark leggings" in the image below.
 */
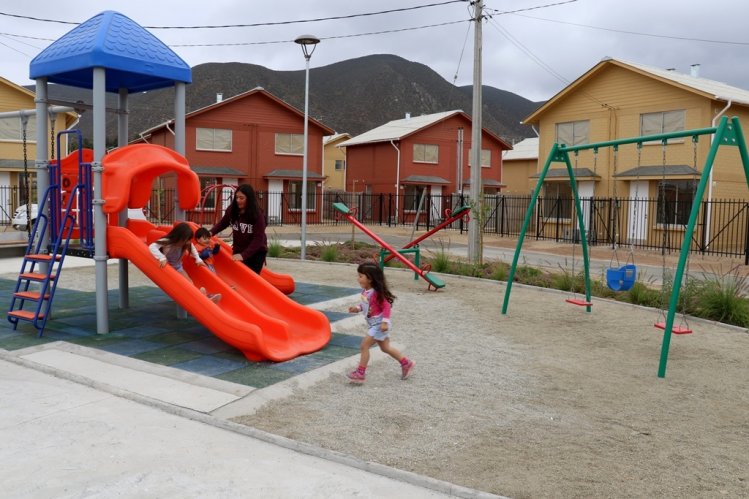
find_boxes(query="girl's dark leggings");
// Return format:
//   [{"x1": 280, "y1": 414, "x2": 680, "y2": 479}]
[{"x1": 241, "y1": 250, "x2": 267, "y2": 274}]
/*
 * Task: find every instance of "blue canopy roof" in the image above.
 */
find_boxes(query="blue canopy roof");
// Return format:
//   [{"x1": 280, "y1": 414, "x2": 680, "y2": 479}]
[{"x1": 29, "y1": 11, "x2": 191, "y2": 93}]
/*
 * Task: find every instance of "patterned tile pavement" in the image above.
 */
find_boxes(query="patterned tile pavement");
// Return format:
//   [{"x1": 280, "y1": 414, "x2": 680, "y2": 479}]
[{"x1": 1, "y1": 278, "x2": 362, "y2": 388}]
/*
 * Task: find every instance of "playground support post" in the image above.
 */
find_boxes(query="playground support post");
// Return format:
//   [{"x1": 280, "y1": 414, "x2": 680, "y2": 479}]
[
  {"x1": 657, "y1": 116, "x2": 749, "y2": 377},
  {"x1": 501, "y1": 143, "x2": 593, "y2": 314}
]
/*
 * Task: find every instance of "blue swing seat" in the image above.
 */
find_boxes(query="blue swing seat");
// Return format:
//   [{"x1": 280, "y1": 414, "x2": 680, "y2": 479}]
[{"x1": 606, "y1": 264, "x2": 637, "y2": 291}]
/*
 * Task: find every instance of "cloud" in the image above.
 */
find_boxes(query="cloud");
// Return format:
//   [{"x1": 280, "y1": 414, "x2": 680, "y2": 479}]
[{"x1": 1, "y1": 0, "x2": 747, "y2": 103}]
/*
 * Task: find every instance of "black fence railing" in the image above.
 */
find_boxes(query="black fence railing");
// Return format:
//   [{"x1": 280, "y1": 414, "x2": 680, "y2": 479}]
[{"x1": 3, "y1": 185, "x2": 749, "y2": 261}]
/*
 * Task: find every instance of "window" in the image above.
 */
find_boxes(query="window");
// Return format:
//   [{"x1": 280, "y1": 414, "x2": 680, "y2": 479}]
[
  {"x1": 199, "y1": 177, "x2": 218, "y2": 210},
  {"x1": 334, "y1": 159, "x2": 345, "y2": 171},
  {"x1": 413, "y1": 143, "x2": 438, "y2": 163},
  {"x1": 542, "y1": 182, "x2": 573, "y2": 219},
  {"x1": 641, "y1": 110, "x2": 685, "y2": 137},
  {"x1": 275, "y1": 133, "x2": 304, "y2": 155},
  {"x1": 196, "y1": 128, "x2": 232, "y2": 151},
  {"x1": 288, "y1": 181, "x2": 316, "y2": 210},
  {"x1": 0, "y1": 115, "x2": 37, "y2": 142},
  {"x1": 656, "y1": 179, "x2": 696, "y2": 226},
  {"x1": 555, "y1": 120, "x2": 589, "y2": 146},
  {"x1": 404, "y1": 185, "x2": 426, "y2": 212},
  {"x1": 468, "y1": 148, "x2": 492, "y2": 168}
]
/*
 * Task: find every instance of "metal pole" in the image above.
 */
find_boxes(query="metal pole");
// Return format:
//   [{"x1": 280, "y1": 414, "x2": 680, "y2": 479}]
[
  {"x1": 467, "y1": 0, "x2": 484, "y2": 264},
  {"x1": 301, "y1": 55, "x2": 311, "y2": 260},
  {"x1": 117, "y1": 88, "x2": 129, "y2": 309},
  {"x1": 92, "y1": 67, "x2": 109, "y2": 334}
]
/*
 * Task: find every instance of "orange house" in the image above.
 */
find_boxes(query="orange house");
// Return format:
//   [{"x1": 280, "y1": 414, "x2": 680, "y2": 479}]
[
  {"x1": 135, "y1": 87, "x2": 334, "y2": 223},
  {"x1": 340, "y1": 111, "x2": 512, "y2": 221}
]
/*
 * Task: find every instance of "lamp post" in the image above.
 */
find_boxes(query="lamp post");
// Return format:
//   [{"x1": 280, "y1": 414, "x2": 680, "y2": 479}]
[{"x1": 295, "y1": 34, "x2": 319, "y2": 260}]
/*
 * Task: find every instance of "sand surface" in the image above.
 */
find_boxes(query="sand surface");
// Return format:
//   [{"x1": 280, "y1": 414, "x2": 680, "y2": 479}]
[{"x1": 235, "y1": 258, "x2": 749, "y2": 499}]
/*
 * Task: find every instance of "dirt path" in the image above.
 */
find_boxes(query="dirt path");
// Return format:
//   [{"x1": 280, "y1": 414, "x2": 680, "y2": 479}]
[{"x1": 235, "y1": 258, "x2": 749, "y2": 498}]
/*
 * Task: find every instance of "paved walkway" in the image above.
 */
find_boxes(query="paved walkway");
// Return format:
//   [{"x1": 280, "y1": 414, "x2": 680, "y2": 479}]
[{"x1": 0, "y1": 255, "x2": 500, "y2": 498}]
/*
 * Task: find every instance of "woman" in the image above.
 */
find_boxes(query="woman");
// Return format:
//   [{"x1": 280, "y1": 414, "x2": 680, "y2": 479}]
[{"x1": 210, "y1": 184, "x2": 267, "y2": 274}]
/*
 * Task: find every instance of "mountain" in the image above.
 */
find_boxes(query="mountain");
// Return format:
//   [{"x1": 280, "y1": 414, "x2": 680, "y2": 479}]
[{"x1": 37, "y1": 54, "x2": 542, "y2": 146}]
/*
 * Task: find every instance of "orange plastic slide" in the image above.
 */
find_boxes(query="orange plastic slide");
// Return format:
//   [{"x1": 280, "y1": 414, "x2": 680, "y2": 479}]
[{"x1": 102, "y1": 144, "x2": 331, "y2": 361}]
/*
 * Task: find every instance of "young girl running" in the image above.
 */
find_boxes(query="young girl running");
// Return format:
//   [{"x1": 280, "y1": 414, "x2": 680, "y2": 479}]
[
  {"x1": 149, "y1": 223, "x2": 221, "y2": 303},
  {"x1": 346, "y1": 262, "x2": 414, "y2": 384}
]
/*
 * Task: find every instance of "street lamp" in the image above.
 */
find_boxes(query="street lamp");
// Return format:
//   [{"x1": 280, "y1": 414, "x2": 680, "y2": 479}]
[{"x1": 295, "y1": 34, "x2": 320, "y2": 260}]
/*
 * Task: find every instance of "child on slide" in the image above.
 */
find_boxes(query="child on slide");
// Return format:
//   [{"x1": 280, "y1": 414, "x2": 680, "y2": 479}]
[{"x1": 149, "y1": 223, "x2": 221, "y2": 303}]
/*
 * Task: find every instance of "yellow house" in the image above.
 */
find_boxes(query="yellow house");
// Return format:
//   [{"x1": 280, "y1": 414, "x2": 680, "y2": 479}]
[
  {"x1": 523, "y1": 58, "x2": 749, "y2": 251},
  {"x1": 1, "y1": 76, "x2": 77, "y2": 211},
  {"x1": 501, "y1": 137, "x2": 538, "y2": 194},
  {"x1": 322, "y1": 132, "x2": 350, "y2": 191}
]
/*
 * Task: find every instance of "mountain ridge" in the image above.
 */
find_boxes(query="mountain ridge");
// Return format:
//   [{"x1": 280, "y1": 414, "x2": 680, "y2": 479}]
[{"x1": 34, "y1": 54, "x2": 542, "y2": 145}]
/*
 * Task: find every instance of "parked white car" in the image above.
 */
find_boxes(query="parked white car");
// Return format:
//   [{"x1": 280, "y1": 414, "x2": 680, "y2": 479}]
[
  {"x1": 11, "y1": 204, "x2": 38, "y2": 231},
  {"x1": 12, "y1": 204, "x2": 146, "y2": 231}
]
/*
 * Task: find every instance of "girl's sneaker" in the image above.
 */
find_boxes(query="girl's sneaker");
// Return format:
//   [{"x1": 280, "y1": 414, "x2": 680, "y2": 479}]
[
  {"x1": 208, "y1": 293, "x2": 221, "y2": 303},
  {"x1": 346, "y1": 370, "x2": 366, "y2": 384},
  {"x1": 401, "y1": 360, "x2": 415, "y2": 380}
]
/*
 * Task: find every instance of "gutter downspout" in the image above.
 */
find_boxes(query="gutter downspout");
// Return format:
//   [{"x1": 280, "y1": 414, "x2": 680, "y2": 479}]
[
  {"x1": 391, "y1": 139, "x2": 401, "y2": 224},
  {"x1": 705, "y1": 98, "x2": 732, "y2": 249}
]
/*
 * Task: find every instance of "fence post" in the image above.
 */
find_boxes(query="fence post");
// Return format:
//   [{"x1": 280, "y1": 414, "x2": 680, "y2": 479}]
[{"x1": 699, "y1": 200, "x2": 708, "y2": 254}]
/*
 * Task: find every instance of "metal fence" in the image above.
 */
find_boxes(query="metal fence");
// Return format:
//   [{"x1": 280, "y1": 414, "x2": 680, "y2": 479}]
[{"x1": 3, "y1": 185, "x2": 749, "y2": 262}]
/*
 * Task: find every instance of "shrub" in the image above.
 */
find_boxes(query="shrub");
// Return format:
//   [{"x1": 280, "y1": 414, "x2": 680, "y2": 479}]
[
  {"x1": 694, "y1": 266, "x2": 749, "y2": 327},
  {"x1": 431, "y1": 249, "x2": 451, "y2": 273},
  {"x1": 267, "y1": 235, "x2": 283, "y2": 258},
  {"x1": 489, "y1": 263, "x2": 509, "y2": 281},
  {"x1": 321, "y1": 244, "x2": 338, "y2": 262}
]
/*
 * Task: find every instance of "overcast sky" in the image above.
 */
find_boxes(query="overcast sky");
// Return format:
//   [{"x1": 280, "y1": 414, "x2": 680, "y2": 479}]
[{"x1": 1, "y1": 0, "x2": 747, "y2": 102}]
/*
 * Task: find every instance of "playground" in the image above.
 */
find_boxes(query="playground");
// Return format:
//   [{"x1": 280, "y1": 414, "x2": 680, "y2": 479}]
[{"x1": 234, "y1": 258, "x2": 749, "y2": 498}]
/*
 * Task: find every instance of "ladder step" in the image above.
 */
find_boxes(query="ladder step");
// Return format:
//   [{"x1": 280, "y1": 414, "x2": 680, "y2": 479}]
[
  {"x1": 26, "y1": 254, "x2": 62, "y2": 262},
  {"x1": 8, "y1": 310, "x2": 45, "y2": 321},
  {"x1": 14, "y1": 291, "x2": 50, "y2": 301},
  {"x1": 19, "y1": 272, "x2": 56, "y2": 281}
]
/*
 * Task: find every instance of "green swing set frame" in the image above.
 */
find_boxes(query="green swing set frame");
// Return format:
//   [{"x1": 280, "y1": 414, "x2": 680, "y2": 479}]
[{"x1": 501, "y1": 116, "x2": 749, "y2": 378}]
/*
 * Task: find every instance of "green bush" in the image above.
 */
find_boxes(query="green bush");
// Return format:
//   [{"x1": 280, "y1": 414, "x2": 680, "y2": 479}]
[
  {"x1": 321, "y1": 244, "x2": 338, "y2": 262},
  {"x1": 431, "y1": 250, "x2": 451, "y2": 273},
  {"x1": 489, "y1": 263, "x2": 509, "y2": 281},
  {"x1": 267, "y1": 236, "x2": 283, "y2": 258},
  {"x1": 694, "y1": 266, "x2": 749, "y2": 327}
]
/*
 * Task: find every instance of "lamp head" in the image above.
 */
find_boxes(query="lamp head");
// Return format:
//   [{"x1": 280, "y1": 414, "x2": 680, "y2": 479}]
[{"x1": 295, "y1": 35, "x2": 320, "y2": 59}]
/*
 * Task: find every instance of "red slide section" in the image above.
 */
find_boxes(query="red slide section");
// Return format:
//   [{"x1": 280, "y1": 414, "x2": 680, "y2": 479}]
[
  {"x1": 102, "y1": 144, "x2": 331, "y2": 361},
  {"x1": 108, "y1": 219, "x2": 330, "y2": 362}
]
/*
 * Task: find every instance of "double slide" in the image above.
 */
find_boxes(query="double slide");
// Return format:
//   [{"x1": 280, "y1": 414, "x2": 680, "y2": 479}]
[{"x1": 102, "y1": 144, "x2": 331, "y2": 362}]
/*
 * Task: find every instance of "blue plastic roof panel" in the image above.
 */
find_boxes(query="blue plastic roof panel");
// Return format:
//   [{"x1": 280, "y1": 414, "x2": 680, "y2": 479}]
[{"x1": 29, "y1": 11, "x2": 191, "y2": 93}]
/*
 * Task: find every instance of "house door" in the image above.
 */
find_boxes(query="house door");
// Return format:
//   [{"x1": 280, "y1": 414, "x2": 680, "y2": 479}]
[
  {"x1": 628, "y1": 180, "x2": 648, "y2": 242},
  {"x1": 577, "y1": 181, "x2": 594, "y2": 234},
  {"x1": 267, "y1": 179, "x2": 283, "y2": 224},
  {"x1": 429, "y1": 184, "x2": 442, "y2": 222}
]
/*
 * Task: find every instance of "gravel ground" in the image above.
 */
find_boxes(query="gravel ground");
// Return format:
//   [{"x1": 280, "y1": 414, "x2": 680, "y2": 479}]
[{"x1": 234, "y1": 258, "x2": 749, "y2": 499}]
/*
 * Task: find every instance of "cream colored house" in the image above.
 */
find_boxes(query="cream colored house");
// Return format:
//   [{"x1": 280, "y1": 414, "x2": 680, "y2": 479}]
[
  {"x1": 502, "y1": 137, "x2": 538, "y2": 194},
  {"x1": 523, "y1": 58, "x2": 749, "y2": 249},
  {"x1": 0, "y1": 76, "x2": 77, "y2": 212},
  {"x1": 524, "y1": 58, "x2": 749, "y2": 203},
  {"x1": 322, "y1": 133, "x2": 350, "y2": 191}
]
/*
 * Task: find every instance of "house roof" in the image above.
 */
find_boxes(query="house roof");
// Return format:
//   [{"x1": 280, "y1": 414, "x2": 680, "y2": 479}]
[
  {"x1": 136, "y1": 87, "x2": 334, "y2": 138},
  {"x1": 29, "y1": 11, "x2": 190, "y2": 93},
  {"x1": 530, "y1": 168, "x2": 599, "y2": 179},
  {"x1": 503, "y1": 137, "x2": 539, "y2": 160},
  {"x1": 324, "y1": 133, "x2": 351, "y2": 146},
  {"x1": 462, "y1": 178, "x2": 505, "y2": 187},
  {"x1": 524, "y1": 58, "x2": 749, "y2": 124},
  {"x1": 265, "y1": 169, "x2": 326, "y2": 180},
  {"x1": 191, "y1": 166, "x2": 246, "y2": 177},
  {"x1": 340, "y1": 110, "x2": 512, "y2": 149},
  {"x1": 401, "y1": 175, "x2": 450, "y2": 184},
  {"x1": 614, "y1": 165, "x2": 699, "y2": 178}
]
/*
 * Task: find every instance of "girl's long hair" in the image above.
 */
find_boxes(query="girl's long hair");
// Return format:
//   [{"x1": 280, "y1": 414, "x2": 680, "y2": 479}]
[
  {"x1": 230, "y1": 183, "x2": 261, "y2": 223},
  {"x1": 158, "y1": 222, "x2": 194, "y2": 252},
  {"x1": 357, "y1": 262, "x2": 396, "y2": 305}
]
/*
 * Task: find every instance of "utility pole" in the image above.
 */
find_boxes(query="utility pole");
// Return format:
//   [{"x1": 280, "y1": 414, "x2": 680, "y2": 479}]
[{"x1": 468, "y1": 0, "x2": 484, "y2": 264}]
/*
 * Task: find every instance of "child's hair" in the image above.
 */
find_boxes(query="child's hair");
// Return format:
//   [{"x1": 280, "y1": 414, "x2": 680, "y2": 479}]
[
  {"x1": 357, "y1": 262, "x2": 396, "y2": 305},
  {"x1": 159, "y1": 222, "x2": 194, "y2": 252},
  {"x1": 194, "y1": 227, "x2": 211, "y2": 240}
]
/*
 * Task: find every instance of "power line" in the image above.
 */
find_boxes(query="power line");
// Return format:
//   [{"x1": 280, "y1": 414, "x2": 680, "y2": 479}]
[
  {"x1": 170, "y1": 20, "x2": 469, "y2": 47},
  {"x1": 0, "y1": 2, "x2": 468, "y2": 29},
  {"x1": 512, "y1": 13, "x2": 749, "y2": 46},
  {"x1": 485, "y1": 0, "x2": 578, "y2": 16}
]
